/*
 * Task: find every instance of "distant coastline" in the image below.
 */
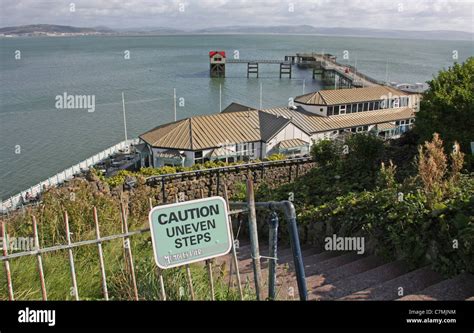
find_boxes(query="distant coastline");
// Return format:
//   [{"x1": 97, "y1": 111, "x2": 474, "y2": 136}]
[{"x1": 1, "y1": 24, "x2": 472, "y2": 41}]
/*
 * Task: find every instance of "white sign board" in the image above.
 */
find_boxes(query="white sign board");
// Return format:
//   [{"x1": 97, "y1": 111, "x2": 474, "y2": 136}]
[{"x1": 149, "y1": 197, "x2": 232, "y2": 269}]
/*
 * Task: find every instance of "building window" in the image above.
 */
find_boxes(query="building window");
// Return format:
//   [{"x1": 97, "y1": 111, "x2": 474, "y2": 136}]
[
  {"x1": 194, "y1": 151, "x2": 205, "y2": 164},
  {"x1": 374, "y1": 101, "x2": 380, "y2": 110},
  {"x1": 236, "y1": 142, "x2": 253, "y2": 160},
  {"x1": 328, "y1": 106, "x2": 333, "y2": 116},
  {"x1": 333, "y1": 105, "x2": 340, "y2": 115},
  {"x1": 393, "y1": 98, "x2": 400, "y2": 108},
  {"x1": 368, "y1": 102, "x2": 374, "y2": 111},
  {"x1": 347, "y1": 104, "x2": 352, "y2": 113},
  {"x1": 358, "y1": 103, "x2": 363, "y2": 112},
  {"x1": 363, "y1": 102, "x2": 369, "y2": 111},
  {"x1": 339, "y1": 105, "x2": 346, "y2": 114}
]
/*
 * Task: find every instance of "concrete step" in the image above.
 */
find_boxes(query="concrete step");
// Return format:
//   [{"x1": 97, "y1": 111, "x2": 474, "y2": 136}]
[
  {"x1": 311, "y1": 260, "x2": 410, "y2": 300},
  {"x1": 306, "y1": 255, "x2": 386, "y2": 299},
  {"x1": 304, "y1": 252, "x2": 362, "y2": 276},
  {"x1": 237, "y1": 246, "x2": 319, "y2": 274},
  {"x1": 398, "y1": 273, "x2": 474, "y2": 301},
  {"x1": 340, "y1": 266, "x2": 444, "y2": 301}
]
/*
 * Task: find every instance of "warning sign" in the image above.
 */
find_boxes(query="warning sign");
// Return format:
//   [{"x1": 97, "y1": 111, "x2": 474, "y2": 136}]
[{"x1": 149, "y1": 197, "x2": 232, "y2": 269}]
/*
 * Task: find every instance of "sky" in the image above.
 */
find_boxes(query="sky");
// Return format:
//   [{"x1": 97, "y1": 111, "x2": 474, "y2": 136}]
[{"x1": 0, "y1": 0, "x2": 473, "y2": 32}]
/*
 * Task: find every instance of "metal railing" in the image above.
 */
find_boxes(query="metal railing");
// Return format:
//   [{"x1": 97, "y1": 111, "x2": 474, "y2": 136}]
[
  {"x1": 1, "y1": 138, "x2": 139, "y2": 214},
  {"x1": 0, "y1": 180, "x2": 308, "y2": 301},
  {"x1": 145, "y1": 156, "x2": 312, "y2": 189}
]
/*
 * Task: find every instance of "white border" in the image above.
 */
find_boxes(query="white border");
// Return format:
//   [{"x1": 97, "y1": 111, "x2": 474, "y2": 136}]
[{"x1": 148, "y1": 196, "x2": 232, "y2": 269}]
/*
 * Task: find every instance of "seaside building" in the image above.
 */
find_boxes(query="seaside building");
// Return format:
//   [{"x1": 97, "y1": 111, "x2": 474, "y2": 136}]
[{"x1": 138, "y1": 86, "x2": 420, "y2": 168}]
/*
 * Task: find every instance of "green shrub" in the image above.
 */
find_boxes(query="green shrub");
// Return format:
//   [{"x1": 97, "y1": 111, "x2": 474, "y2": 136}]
[
  {"x1": 106, "y1": 158, "x2": 283, "y2": 187},
  {"x1": 266, "y1": 153, "x2": 286, "y2": 161},
  {"x1": 258, "y1": 132, "x2": 473, "y2": 277},
  {"x1": 311, "y1": 139, "x2": 340, "y2": 166},
  {"x1": 415, "y1": 57, "x2": 474, "y2": 170}
]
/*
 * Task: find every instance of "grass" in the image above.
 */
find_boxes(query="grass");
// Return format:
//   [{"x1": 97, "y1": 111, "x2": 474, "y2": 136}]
[{"x1": 0, "y1": 178, "x2": 254, "y2": 301}]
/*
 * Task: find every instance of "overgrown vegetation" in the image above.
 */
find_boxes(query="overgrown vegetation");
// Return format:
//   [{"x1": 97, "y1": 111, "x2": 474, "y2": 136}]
[
  {"x1": 415, "y1": 57, "x2": 474, "y2": 169},
  {"x1": 0, "y1": 179, "x2": 254, "y2": 300},
  {"x1": 103, "y1": 155, "x2": 287, "y2": 188},
  {"x1": 258, "y1": 133, "x2": 473, "y2": 277}
]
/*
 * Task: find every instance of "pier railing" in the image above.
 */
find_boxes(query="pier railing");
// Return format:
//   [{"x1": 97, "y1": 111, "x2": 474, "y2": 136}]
[{"x1": 1, "y1": 138, "x2": 139, "y2": 214}]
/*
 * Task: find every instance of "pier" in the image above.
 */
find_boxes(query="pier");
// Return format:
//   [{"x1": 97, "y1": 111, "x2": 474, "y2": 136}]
[
  {"x1": 291, "y1": 53, "x2": 382, "y2": 87},
  {"x1": 210, "y1": 51, "x2": 293, "y2": 78},
  {"x1": 210, "y1": 51, "x2": 384, "y2": 88}
]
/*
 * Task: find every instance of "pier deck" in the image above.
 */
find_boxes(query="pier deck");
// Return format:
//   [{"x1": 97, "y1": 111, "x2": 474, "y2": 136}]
[
  {"x1": 210, "y1": 51, "x2": 384, "y2": 87},
  {"x1": 295, "y1": 53, "x2": 382, "y2": 87}
]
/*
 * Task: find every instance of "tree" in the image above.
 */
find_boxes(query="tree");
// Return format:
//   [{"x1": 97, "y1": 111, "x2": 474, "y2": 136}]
[
  {"x1": 310, "y1": 139, "x2": 339, "y2": 166},
  {"x1": 415, "y1": 57, "x2": 474, "y2": 169}
]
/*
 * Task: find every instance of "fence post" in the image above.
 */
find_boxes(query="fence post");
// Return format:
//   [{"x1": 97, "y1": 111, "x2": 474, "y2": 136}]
[
  {"x1": 1, "y1": 221, "x2": 14, "y2": 300},
  {"x1": 206, "y1": 260, "x2": 215, "y2": 301},
  {"x1": 281, "y1": 201, "x2": 308, "y2": 301},
  {"x1": 32, "y1": 216, "x2": 47, "y2": 301},
  {"x1": 200, "y1": 190, "x2": 215, "y2": 300},
  {"x1": 223, "y1": 185, "x2": 244, "y2": 300},
  {"x1": 268, "y1": 211, "x2": 279, "y2": 300},
  {"x1": 120, "y1": 202, "x2": 139, "y2": 300},
  {"x1": 161, "y1": 177, "x2": 167, "y2": 203},
  {"x1": 185, "y1": 265, "x2": 195, "y2": 300},
  {"x1": 246, "y1": 176, "x2": 263, "y2": 300},
  {"x1": 63, "y1": 211, "x2": 79, "y2": 300},
  {"x1": 148, "y1": 198, "x2": 166, "y2": 301},
  {"x1": 93, "y1": 207, "x2": 109, "y2": 301},
  {"x1": 174, "y1": 194, "x2": 195, "y2": 300}
]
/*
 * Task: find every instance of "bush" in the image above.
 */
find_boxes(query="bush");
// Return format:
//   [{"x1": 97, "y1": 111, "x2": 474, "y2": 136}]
[
  {"x1": 258, "y1": 133, "x2": 473, "y2": 277},
  {"x1": 106, "y1": 158, "x2": 285, "y2": 187},
  {"x1": 265, "y1": 153, "x2": 286, "y2": 161},
  {"x1": 299, "y1": 176, "x2": 474, "y2": 276},
  {"x1": 415, "y1": 57, "x2": 474, "y2": 170},
  {"x1": 310, "y1": 139, "x2": 339, "y2": 166}
]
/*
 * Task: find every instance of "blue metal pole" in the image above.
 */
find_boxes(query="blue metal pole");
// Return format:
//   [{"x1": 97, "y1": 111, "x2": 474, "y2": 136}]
[
  {"x1": 281, "y1": 201, "x2": 307, "y2": 301},
  {"x1": 268, "y1": 211, "x2": 279, "y2": 300}
]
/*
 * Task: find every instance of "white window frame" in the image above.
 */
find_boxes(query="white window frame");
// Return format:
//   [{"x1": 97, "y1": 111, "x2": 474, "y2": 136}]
[
  {"x1": 339, "y1": 105, "x2": 346, "y2": 115},
  {"x1": 393, "y1": 98, "x2": 400, "y2": 108}
]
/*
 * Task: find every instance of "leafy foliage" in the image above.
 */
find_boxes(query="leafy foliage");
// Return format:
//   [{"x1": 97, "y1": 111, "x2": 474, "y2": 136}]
[
  {"x1": 105, "y1": 156, "x2": 286, "y2": 187},
  {"x1": 258, "y1": 133, "x2": 474, "y2": 277},
  {"x1": 415, "y1": 57, "x2": 474, "y2": 169},
  {"x1": 265, "y1": 153, "x2": 286, "y2": 161}
]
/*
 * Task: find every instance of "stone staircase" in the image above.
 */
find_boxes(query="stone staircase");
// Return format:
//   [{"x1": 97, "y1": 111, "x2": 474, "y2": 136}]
[{"x1": 217, "y1": 241, "x2": 474, "y2": 301}]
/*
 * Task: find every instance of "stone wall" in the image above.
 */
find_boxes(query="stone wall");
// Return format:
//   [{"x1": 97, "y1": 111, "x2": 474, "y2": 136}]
[{"x1": 146, "y1": 159, "x2": 315, "y2": 203}]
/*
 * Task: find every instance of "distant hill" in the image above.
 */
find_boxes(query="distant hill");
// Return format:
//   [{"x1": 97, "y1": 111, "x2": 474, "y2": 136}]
[
  {"x1": 0, "y1": 24, "x2": 114, "y2": 35},
  {"x1": 1, "y1": 24, "x2": 472, "y2": 41},
  {"x1": 194, "y1": 25, "x2": 473, "y2": 41},
  {"x1": 116, "y1": 26, "x2": 185, "y2": 34}
]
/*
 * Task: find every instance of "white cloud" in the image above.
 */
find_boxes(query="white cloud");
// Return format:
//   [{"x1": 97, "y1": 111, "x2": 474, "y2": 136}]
[{"x1": 0, "y1": 0, "x2": 472, "y2": 32}]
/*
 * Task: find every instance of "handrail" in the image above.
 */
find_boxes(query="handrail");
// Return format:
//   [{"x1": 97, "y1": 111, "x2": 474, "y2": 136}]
[{"x1": 230, "y1": 200, "x2": 308, "y2": 301}]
